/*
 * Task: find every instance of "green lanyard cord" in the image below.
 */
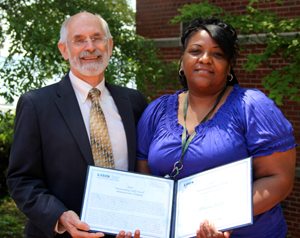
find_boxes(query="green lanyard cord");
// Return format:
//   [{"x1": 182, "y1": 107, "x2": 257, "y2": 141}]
[{"x1": 171, "y1": 86, "x2": 227, "y2": 179}]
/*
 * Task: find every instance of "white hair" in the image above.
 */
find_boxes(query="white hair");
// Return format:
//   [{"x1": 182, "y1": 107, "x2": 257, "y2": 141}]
[{"x1": 58, "y1": 12, "x2": 113, "y2": 44}]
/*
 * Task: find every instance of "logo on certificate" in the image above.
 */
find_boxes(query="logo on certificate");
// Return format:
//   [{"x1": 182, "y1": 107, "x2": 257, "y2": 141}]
[{"x1": 184, "y1": 180, "x2": 194, "y2": 188}]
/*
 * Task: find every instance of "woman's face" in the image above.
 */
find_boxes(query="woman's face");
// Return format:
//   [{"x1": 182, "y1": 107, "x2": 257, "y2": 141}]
[{"x1": 181, "y1": 29, "x2": 231, "y2": 94}]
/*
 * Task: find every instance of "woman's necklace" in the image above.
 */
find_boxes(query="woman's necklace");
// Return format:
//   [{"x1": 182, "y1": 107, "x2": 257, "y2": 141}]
[{"x1": 168, "y1": 86, "x2": 227, "y2": 179}]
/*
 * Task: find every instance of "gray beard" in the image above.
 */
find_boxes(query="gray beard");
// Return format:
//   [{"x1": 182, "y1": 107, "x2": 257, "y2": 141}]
[{"x1": 68, "y1": 48, "x2": 110, "y2": 76}]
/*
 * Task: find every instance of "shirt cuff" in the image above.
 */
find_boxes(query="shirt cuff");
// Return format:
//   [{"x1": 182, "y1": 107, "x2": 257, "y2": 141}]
[{"x1": 54, "y1": 220, "x2": 66, "y2": 234}]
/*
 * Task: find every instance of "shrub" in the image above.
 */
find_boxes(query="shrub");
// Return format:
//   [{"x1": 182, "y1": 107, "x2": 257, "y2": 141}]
[{"x1": 0, "y1": 111, "x2": 15, "y2": 201}]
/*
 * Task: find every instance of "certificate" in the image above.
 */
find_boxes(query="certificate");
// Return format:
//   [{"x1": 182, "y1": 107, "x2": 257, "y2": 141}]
[
  {"x1": 81, "y1": 167, "x2": 174, "y2": 237},
  {"x1": 81, "y1": 157, "x2": 253, "y2": 238}
]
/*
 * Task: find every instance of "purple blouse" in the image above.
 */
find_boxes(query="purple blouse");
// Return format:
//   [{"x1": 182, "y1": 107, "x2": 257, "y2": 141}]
[{"x1": 136, "y1": 84, "x2": 296, "y2": 237}]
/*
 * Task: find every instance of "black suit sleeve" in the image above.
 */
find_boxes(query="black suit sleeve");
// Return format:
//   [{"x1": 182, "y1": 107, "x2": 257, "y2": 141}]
[
  {"x1": 130, "y1": 90, "x2": 148, "y2": 126},
  {"x1": 7, "y1": 93, "x2": 68, "y2": 238}
]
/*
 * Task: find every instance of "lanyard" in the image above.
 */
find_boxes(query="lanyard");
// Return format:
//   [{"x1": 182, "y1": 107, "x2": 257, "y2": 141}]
[{"x1": 170, "y1": 86, "x2": 227, "y2": 179}]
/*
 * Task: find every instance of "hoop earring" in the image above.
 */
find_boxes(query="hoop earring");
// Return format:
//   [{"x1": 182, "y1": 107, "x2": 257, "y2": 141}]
[
  {"x1": 179, "y1": 69, "x2": 184, "y2": 76},
  {"x1": 227, "y1": 74, "x2": 233, "y2": 82}
]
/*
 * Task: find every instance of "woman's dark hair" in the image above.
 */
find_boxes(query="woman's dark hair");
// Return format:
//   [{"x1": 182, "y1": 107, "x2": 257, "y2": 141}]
[{"x1": 179, "y1": 17, "x2": 239, "y2": 88}]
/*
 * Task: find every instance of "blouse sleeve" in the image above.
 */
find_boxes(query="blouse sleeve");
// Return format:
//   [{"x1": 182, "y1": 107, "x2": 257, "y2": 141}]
[
  {"x1": 136, "y1": 95, "x2": 169, "y2": 160},
  {"x1": 243, "y1": 89, "x2": 296, "y2": 157}
]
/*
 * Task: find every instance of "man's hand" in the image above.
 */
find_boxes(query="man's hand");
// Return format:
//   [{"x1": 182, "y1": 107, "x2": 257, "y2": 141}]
[
  {"x1": 58, "y1": 210, "x2": 104, "y2": 238},
  {"x1": 116, "y1": 230, "x2": 140, "y2": 238},
  {"x1": 196, "y1": 220, "x2": 232, "y2": 238}
]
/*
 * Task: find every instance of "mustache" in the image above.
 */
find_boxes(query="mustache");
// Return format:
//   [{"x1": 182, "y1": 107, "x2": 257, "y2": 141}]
[{"x1": 79, "y1": 49, "x2": 104, "y2": 58}]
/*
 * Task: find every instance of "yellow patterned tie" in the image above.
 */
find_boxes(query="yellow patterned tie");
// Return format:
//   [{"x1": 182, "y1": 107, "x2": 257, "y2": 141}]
[{"x1": 89, "y1": 88, "x2": 115, "y2": 168}]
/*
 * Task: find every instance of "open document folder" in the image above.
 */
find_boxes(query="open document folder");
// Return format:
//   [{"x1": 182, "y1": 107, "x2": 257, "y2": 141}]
[{"x1": 80, "y1": 157, "x2": 253, "y2": 238}]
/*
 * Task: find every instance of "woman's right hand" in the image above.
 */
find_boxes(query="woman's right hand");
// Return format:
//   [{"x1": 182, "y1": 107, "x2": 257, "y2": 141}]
[
  {"x1": 116, "y1": 230, "x2": 140, "y2": 238},
  {"x1": 197, "y1": 220, "x2": 232, "y2": 238}
]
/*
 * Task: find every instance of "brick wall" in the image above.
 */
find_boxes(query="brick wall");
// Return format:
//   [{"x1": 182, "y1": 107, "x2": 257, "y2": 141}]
[
  {"x1": 136, "y1": 0, "x2": 300, "y2": 236},
  {"x1": 137, "y1": 0, "x2": 300, "y2": 38}
]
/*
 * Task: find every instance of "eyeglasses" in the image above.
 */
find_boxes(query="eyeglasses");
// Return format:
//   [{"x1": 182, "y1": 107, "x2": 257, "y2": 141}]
[{"x1": 69, "y1": 35, "x2": 108, "y2": 48}]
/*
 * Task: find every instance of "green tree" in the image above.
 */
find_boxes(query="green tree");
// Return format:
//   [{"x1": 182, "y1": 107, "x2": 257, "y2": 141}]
[
  {"x1": 170, "y1": 0, "x2": 300, "y2": 105},
  {"x1": 0, "y1": 0, "x2": 177, "y2": 104}
]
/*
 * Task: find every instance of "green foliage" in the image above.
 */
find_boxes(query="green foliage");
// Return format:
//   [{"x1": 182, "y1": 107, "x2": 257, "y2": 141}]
[
  {"x1": 0, "y1": 111, "x2": 14, "y2": 144},
  {"x1": 132, "y1": 38, "x2": 178, "y2": 100},
  {"x1": 0, "y1": 111, "x2": 14, "y2": 200},
  {"x1": 170, "y1": 0, "x2": 300, "y2": 104},
  {"x1": 169, "y1": 1, "x2": 223, "y2": 24},
  {"x1": 0, "y1": 197, "x2": 27, "y2": 237},
  {"x1": 248, "y1": 0, "x2": 283, "y2": 5},
  {"x1": 0, "y1": 0, "x2": 177, "y2": 103}
]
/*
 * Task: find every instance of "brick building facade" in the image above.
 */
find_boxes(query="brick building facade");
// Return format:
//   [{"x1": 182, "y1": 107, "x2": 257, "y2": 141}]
[{"x1": 136, "y1": 0, "x2": 300, "y2": 236}]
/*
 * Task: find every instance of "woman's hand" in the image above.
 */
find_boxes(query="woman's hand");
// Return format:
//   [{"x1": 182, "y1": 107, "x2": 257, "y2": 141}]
[
  {"x1": 116, "y1": 230, "x2": 140, "y2": 238},
  {"x1": 197, "y1": 220, "x2": 232, "y2": 238}
]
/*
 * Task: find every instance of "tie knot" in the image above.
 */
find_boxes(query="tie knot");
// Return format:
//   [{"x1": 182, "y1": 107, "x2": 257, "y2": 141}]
[{"x1": 89, "y1": 88, "x2": 101, "y2": 99}]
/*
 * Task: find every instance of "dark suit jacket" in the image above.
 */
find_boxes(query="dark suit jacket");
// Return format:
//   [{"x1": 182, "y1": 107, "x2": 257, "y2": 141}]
[{"x1": 6, "y1": 73, "x2": 148, "y2": 238}]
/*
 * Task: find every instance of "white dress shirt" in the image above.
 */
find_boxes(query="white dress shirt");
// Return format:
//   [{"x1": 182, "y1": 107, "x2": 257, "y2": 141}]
[{"x1": 69, "y1": 71, "x2": 128, "y2": 171}]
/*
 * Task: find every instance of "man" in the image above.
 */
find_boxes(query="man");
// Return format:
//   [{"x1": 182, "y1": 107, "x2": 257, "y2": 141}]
[{"x1": 7, "y1": 12, "x2": 147, "y2": 238}]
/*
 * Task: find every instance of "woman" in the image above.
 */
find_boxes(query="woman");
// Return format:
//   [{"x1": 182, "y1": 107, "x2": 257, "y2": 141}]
[{"x1": 136, "y1": 17, "x2": 296, "y2": 238}]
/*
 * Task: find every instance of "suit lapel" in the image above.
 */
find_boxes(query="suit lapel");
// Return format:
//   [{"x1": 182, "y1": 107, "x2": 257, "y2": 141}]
[
  {"x1": 106, "y1": 82, "x2": 136, "y2": 171},
  {"x1": 55, "y1": 74, "x2": 94, "y2": 165}
]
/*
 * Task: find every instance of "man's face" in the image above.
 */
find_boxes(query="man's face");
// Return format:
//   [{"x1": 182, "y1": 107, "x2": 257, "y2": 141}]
[{"x1": 59, "y1": 13, "x2": 113, "y2": 80}]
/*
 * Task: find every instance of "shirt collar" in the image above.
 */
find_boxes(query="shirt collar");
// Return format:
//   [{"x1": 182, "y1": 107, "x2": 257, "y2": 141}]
[{"x1": 69, "y1": 71, "x2": 108, "y2": 104}]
